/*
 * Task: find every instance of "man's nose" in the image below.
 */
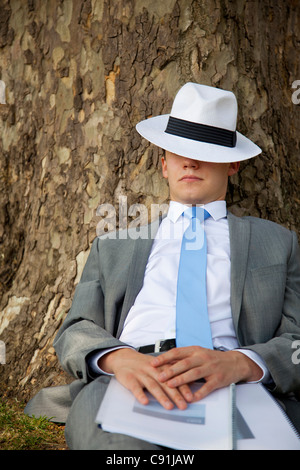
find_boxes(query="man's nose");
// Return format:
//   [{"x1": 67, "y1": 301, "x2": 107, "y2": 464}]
[{"x1": 182, "y1": 157, "x2": 200, "y2": 168}]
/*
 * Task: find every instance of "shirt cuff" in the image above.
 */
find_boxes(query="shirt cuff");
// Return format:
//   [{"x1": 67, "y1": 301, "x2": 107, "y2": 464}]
[
  {"x1": 235, "y1": 348, "x2": 272, "y2": 384},
  {"x1": 87, "y1": 346, "x2": 133, "y2": 376}
]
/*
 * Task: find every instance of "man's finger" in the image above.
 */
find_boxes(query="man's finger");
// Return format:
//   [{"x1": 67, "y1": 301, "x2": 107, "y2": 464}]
[
  {"x1": 178, "y1": 384, "x2": 194, "y2": 403},
  {"x1": 151, "y1": 347, "x2": 189, "y2": 366},
  {"x1": 155, "y1": 353, "x2": 206, "y2": 383},
  {"x1": 192, "y1": 377, "x2": 219, "y2": 401}
]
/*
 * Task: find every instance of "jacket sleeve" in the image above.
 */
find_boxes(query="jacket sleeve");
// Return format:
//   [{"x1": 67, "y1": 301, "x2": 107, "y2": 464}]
[
  {"x1": 53, "y1": 237, "x2": 129, "y2": 383},
  {"x1": 244, "y1": 230, "x2": 300, "y2": 395}
]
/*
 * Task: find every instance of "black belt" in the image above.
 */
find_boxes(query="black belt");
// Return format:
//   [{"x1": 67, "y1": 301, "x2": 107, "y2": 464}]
[{"x1": 138, "y1": 338, "x2": 176, "y2": 354}]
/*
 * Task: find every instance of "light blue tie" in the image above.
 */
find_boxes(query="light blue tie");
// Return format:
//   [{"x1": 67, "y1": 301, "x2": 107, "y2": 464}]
[{"x1": 176, "y1": 206, "x2": 213, "y2": 349}]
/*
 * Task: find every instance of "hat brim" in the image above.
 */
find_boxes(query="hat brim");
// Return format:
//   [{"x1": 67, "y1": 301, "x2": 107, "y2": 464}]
[{"x1": 136, "y1": 115, "x2": 261, "y2": 163}]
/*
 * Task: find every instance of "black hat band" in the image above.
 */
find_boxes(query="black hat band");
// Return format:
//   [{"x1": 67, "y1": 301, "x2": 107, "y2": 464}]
[{"x1": 165, "y1": 116, "x2": 237, "y2": 148}]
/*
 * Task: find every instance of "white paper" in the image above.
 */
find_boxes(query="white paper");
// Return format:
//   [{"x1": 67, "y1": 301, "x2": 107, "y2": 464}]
[
  {"x1": 96, "y1": 379, "x2": 300, "y2": 450},
  {"x1": 96, "y1": 378, "x2": 234, "y2": 450},
  {"x1": 236, "y1": 383, "x2": 300, "y2": 450}
]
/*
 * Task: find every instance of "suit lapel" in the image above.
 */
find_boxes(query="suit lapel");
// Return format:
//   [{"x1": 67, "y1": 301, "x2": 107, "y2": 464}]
[
  {"x1": 116, "y1": 223, "x2": 158, "y2": 338},
  {"x1": 227, "y1": 212, "x2": 251, "y2": 342}
]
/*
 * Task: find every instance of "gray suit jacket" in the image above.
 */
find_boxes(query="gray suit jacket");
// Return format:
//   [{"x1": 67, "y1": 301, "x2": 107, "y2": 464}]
[{"x1": 25, "y1": 212, "x2": 300, "y2": 425}]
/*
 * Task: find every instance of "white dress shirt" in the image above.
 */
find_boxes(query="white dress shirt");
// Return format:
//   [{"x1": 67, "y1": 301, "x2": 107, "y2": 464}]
[{"x1": 90, "y1": 200, "x2": 270, "y2": 383}]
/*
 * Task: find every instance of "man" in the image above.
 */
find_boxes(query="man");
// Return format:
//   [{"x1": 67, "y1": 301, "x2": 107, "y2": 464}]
[{"x1": 25, "y1": 83, "x2": 300, "y2": 449}]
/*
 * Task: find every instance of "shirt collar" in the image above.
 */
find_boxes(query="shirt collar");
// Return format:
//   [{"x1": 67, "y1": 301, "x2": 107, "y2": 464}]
[{"x1": 167, "y1": 200, "x2": 227, "y2": 223}]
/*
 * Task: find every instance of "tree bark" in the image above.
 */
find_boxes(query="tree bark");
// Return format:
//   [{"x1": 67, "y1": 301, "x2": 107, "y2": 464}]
[{"x1": 0, "y1": 0, "x2": 299, "y2": 401}]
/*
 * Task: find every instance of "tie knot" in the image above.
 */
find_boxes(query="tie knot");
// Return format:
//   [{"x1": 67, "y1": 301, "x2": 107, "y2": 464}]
[{"x1": 184, "y1": 206, "x2": 210, "y2": 222}]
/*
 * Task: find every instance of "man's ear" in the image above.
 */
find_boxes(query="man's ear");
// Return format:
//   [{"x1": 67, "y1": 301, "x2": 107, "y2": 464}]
[
  {"x1": 161, "y1": 156, "x2": 168, "y2": 179},
  {"x1": 228, "y1": 161, "x2": 240, "y2": 177}
]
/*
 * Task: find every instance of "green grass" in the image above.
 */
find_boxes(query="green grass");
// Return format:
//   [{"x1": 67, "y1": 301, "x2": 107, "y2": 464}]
[{"x1": 0, "y1": 396, "x2": 67, "y2": 450}]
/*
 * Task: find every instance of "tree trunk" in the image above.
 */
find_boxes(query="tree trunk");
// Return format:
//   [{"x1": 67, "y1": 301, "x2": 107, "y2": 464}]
[{"x1": 0, "y1": 0, "x2": 299, "y2": 401}]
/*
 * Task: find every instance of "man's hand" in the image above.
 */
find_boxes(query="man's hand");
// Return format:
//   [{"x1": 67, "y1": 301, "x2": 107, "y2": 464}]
[
  {"x1": 150, "y1": 346, "x2": 263, "y2": 401},
  {"x1": 98, "y1": 348, "x2": 194, "y2": 410}
]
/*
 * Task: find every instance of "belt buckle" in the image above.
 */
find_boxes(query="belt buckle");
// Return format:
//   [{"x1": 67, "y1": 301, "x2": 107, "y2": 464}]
[{"x1": 154, "y1": 339, "x2": 163, "y2": 353}]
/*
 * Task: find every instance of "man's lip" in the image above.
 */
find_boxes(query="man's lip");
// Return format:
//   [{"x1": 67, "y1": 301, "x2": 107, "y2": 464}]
[{"x1": 180, "y1": 175, "x2": 202, "y2": 181}]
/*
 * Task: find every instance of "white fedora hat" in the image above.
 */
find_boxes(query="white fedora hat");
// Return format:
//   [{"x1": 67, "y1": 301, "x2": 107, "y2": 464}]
[{"x1": 136, "y1": 83, "x2": 261, "y2": 163}]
